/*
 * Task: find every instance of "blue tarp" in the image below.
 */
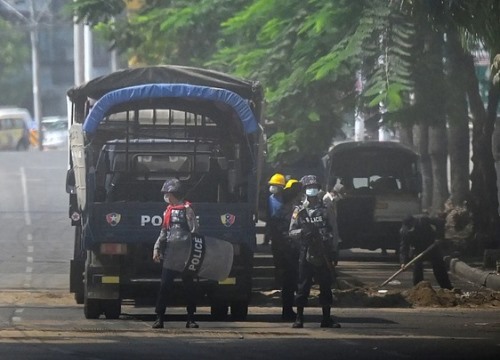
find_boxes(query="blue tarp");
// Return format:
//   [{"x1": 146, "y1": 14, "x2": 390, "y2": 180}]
[{"x1": 82, "y1": 84, "x2": 258, "y2": 135}]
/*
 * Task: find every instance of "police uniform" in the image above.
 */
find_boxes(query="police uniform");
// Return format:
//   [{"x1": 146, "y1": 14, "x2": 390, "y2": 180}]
[
  {"x1": 153, "y1": 179, "x2": 199, "y2": 329},
  {"x1": 271, "y1": 179, "x2": 301, "y2": 320},
  {"x1": 399, "y1": 214, "x2": 452, "y2": 289},
  {"x1": 289, "y1": 175, "x2": 340, "y2": 329}
]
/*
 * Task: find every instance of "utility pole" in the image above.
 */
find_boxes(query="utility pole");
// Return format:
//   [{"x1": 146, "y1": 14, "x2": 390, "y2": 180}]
[
  {"x1": 73, "y1": 20, "x2": 84, "y2": 86},
  {"x1": 28, "y1": 0, "x2": 43, "y2": 150}
]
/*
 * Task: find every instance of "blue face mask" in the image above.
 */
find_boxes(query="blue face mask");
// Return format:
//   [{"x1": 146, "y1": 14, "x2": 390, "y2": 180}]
[{"x1": 305, "y1": 188, "x2": 319, "y2": 197}]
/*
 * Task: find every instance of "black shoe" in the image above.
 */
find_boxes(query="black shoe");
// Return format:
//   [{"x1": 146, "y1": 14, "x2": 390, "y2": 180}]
[
  {"x1": 292, "y1": 319, "x2": 304, "y2": 328},
  {"x1": 282, "y1": 308, "x2": 297, "y2": 321},
  {"x1": 186, "y1": 320, "x2": 199, "y2": 329},
  {"x1": 320, "y1": 317, "x2": 341, "y2": 328},
  {"x1": 152, "y1": 315, "x2": 164, "y2": 329}
]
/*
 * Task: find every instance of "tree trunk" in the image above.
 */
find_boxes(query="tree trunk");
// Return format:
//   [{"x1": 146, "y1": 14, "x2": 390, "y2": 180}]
[
  {"x1": 414, "y1": 123, "x2": 432, "y2": 211},
  {"x1": 464, "y1": 53, "x2": 500, "y2": 252},
  {"x1": 415, "y1": 25, "x2": 448, "y2": 214},
  {"x1": 429, "y1": 123, "x2": 449, "y2": 214},
  {"x1": 445, "y1": 28, "x2": 470, "y2": 207}
]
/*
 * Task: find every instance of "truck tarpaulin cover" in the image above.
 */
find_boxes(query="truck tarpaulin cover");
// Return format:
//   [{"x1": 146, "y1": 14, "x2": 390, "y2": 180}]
[
  {"x1": 82, "y1": 83, "x2": 259, "y2": 135},
  {"x1": 67, "y1": 65, "x2": 263, "y2": 103}
]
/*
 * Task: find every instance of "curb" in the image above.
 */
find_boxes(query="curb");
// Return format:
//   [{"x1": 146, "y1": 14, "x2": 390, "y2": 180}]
[{"x1": 445, "y1": 257, "x2": 500, "y2": 291}]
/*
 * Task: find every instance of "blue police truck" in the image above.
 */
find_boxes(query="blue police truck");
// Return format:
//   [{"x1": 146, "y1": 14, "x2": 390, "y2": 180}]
[{"x1": 66, "y1": 66, "x2": 265, "y2": 320}]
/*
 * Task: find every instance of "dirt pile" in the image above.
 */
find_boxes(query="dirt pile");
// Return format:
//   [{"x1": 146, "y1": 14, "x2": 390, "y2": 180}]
[{"x1": 330, "y1": 281, "x2": 500, "y2": 308}]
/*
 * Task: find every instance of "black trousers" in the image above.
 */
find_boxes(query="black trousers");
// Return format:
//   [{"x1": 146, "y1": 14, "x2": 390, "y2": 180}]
[
  {"x1": 271, "y1": 235, "x2": 299, "y2": 309},
  {"x1": 155, "y1": 267, "x2": 196, "y2": 315},
  {"x1": 295, "y1": 251, "x2": 333, "y2": 307},
  {"x1": 412, "y1": 247, "x2": 452, "y2": 289}
]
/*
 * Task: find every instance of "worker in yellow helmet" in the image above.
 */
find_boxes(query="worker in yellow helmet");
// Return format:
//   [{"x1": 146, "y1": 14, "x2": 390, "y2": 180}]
[{"x1": 263, "y1": 173, "x2": 286, "y2": 246}]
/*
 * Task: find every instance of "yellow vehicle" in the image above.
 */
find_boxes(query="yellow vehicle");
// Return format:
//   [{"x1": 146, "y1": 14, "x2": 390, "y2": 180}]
[{"x1": 0, "y1": 107, "x2": 32, "y2": 151}]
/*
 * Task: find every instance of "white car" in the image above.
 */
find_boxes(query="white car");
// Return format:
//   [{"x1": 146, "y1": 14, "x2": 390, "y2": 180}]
[{"x1": 41, "y1": 116, "x2": 68, "y2": 149}]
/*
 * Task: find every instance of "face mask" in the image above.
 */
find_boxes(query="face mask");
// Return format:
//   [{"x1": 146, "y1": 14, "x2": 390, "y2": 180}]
[
  {"x1": 269, "y1": 185, "x2": 280, "y2": 194},
  {"x1": 305, "y1": 188, "x2": 319, "y2": 197},
  {"x1": 163, "y1": 194, "x2": 170, "y2": 203}
]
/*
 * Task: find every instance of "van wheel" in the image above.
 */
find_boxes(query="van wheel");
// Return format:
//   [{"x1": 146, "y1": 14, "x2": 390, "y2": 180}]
[
  {"x1": 230, "y1": 300, "x2": 248, "y2": 321},
  {"x1": 84, "y1": 298, "x2": 102, "y2": 319},
  {"x1": 103, "y1": 299, "x2": 121, "y2": 319},
  {"x1": 210, "y1": 301, "x2": 228, "y2": 321}
]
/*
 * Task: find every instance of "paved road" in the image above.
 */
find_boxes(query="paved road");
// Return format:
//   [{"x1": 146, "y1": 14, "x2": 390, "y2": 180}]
[
  {"x1": 1, "y1": 150, "x2": 499, "y2": 360},
  {"x1": 0, "y1": 149, "x2": 72, "y2": 290},
  {"x1": 0, "y1": 305, "x2": 499, "y2": 360}
]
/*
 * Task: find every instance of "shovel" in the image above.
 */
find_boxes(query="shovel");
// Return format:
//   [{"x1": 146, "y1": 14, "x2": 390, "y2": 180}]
[{"x1": 379, "y1": 242, "x2": 437, "y2": 287}]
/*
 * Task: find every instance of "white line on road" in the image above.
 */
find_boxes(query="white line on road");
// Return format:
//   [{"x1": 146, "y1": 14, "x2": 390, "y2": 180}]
[
  {"x1": 27, "y1": 245, "x2": 34, "y2": 253},
  {"x1": 27, "y1": 256, "x2": 33, "y2": 263},
  {"x1": 20, "y1": 167, "x2": 31, "y2": 226}
]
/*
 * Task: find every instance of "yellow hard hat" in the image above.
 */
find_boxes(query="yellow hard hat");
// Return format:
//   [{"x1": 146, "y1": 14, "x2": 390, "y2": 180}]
[
  {"x1": 284, "y1": 179, "x2": 299, "y2": 189},
  {"x1": 268, "y1": 173, "x2": 286, "y2": 186}
]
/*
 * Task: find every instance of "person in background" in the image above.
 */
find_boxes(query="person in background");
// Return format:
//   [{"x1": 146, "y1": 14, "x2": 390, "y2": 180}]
[
  {"x1": 272, "y1": 178, "x2": 302, "y2": 320},
  {"x1": 289, "y1": 175, "x2": 341, "y2": 329},
  {"x1": 399, "y1": 214, "x2": 453, "y2": 290},
  {"x1": 322, "y1": 182, "x2": 346, "y2": 265},
  {"x1": 152, "y1": 178, "x2": 200, "y2": 329},
  {"x1": 264, "y1": 173, "x2": 287, "y2": 246}
]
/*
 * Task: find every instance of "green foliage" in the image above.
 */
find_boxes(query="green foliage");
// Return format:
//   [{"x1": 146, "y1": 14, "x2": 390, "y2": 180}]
[
  {"x1": 0, "y1": 19, "x2": 30, "y2": 106},
  {"x1": 70, "y1": 0, "x2": 125, "y2": 24}
]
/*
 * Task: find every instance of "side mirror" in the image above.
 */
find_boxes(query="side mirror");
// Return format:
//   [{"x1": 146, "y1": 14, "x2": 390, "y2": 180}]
[{"x1": 66, "y1": 169, "x2": 76, "y2": 194}]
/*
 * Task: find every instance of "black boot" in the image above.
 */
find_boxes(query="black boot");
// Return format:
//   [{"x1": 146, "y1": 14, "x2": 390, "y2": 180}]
[
  {"x1": 320, "y1": 306, "x2": 341, "y2": 328},
  {"x1": 152, "y1": 314, "x2": 164, "y2": 329},
  {"x1": 292, "y1": 306, "x2": 304, "y2": 328},
  {"x1": 186, "y1": 313, "x2": 199, "y2": 329},
  {"x1": 282, "y1": 306, "x2": 297, "y2": 321}
]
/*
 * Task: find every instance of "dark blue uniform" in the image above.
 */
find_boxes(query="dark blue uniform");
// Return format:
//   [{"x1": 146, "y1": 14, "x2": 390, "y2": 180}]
[{"x1": 399, "y1": 215, "x2": 452, "y2": 289}]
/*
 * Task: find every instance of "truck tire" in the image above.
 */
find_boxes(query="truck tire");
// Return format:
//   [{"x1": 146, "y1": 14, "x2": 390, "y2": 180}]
[
  {"x1": 74, "y1": 292, "x2": 84, "y2": 305},
  {"x1": 103, "y1": 299, "x2": 121, "y2": 319},
  {"x1": 84, "y1": 298, "x2": 102, "y2": 319},
  {"x1": 230, "y1": 300, "x2": 248, "y2": 321},
  {"x1": 210, "y1": 301, "x2": 228, "y2": 321}
]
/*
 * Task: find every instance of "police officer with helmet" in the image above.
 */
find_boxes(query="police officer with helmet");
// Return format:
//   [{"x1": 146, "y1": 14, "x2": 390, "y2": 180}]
[
  {"x1": 289, "y1": 175, "x2": 341, "y2": 329},
  {"x1": 152, "y1": 178, "x2": 200, "y2": 329}
]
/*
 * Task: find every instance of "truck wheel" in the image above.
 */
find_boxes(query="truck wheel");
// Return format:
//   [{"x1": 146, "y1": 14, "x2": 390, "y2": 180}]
[
  {"x1": 84, "y1": 298, "x2": 102, "y2": 319},
  {"x1": 74, "y1": 292, "x2": 84, "y2": 305},
  {"x1": 230, "y1": 300, "x2": 248, "y2": 321},
  {"x1": 103, "y1": 299, "x2": 121, "y2": 319},
  {"x1": 210, "y1": 302, "x2": 228, "y2": 321}
]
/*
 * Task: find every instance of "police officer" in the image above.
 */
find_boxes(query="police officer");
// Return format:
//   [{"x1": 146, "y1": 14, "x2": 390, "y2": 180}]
[
  {"x1": 152, "y1": 178, "x2": 200, "y2": 329},
  {"x1": 272, "y1": 178, "x2": 302, "y2": 320},
  {"x1": 265, "y1": 173, "x2": 286, "y2": 246},
  {"x1": 322, "y1": 182, "x2": 346, "y2": 265},
  {"x1": 399, "y1": 214, "x2": 453, "y2": 289},
  {"x1": 289, "y1": 175, "x2": 341, "y2": 329}
]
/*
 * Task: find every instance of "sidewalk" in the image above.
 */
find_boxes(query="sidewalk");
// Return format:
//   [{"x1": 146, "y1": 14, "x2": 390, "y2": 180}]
[{"x1": 445, "y1": 256, "x2": 500, "y2": 291}]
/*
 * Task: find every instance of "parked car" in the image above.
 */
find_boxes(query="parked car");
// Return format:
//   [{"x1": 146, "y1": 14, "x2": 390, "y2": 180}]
[
  {"x1": 41, "y1": 116, "x2": 68, "y2": 149},
  {"x1": 0, "y1": 107, "x2": 32, "y2": 151}
]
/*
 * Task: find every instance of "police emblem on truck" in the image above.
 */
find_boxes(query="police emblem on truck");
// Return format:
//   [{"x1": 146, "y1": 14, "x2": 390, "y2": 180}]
[
  {"x1": 106, "y1": 213, "x2": 121, "y2": 226},
  {"x1": 220, "y1": 213, "x2": 235, "y2": 227}
]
